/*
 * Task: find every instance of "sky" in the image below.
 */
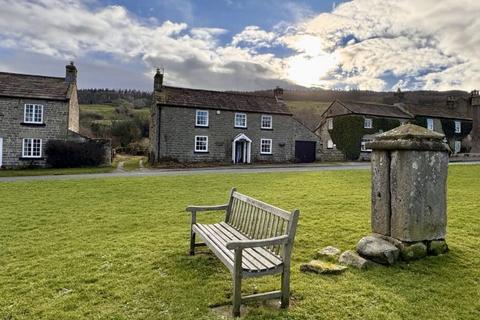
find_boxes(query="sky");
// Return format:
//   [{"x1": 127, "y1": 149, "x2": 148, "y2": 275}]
[{"x1": 0, "y1": 0, "x2": 479, "y2": 92}]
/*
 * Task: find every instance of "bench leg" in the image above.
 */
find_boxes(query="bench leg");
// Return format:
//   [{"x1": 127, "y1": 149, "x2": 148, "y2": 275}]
[
  {"x1": 281, "y1": 267, "x2": 290, "y2": 308},
  {"x1": 232, "y1": 249, "x2": 243, "y2": 317},
  {"x1": 232, "y1": 273, "x2": 242, "y2": 317},
  {"x1": 189, "y1": 232, "x2": 196, "y2": 256}
]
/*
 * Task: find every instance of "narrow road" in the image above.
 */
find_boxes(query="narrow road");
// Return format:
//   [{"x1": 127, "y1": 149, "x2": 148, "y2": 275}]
[
  {"x1": 0, "y1": 162, "x2": 370, "y2": 182},
  {"x1": 0, "y1": 161, "x2": 477, "y2": 183}
]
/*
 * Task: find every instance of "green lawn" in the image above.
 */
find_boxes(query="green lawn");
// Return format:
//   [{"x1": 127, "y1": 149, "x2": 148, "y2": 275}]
[{"x1": 1, "y1": 166, "x2": 479, "y2": 319}]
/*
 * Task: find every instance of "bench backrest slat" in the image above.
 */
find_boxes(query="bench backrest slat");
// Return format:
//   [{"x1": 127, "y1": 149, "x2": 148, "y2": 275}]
[{"x1": 226, "y1": 190, "x2": 296, "y2": 258}]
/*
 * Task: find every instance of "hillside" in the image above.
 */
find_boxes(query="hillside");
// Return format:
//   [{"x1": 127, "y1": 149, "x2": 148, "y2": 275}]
[{"x1": 285, "y1": 100, "x2": 331, "y2": 130}]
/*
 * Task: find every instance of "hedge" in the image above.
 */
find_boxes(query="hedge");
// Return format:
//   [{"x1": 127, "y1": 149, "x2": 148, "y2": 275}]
[{"x1": 45, "y1": 140, "x2": 107, "y2": 168}]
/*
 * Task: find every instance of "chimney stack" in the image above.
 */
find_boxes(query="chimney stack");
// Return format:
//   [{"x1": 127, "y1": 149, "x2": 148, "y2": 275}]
[
  {"x1": 65, "y1": 61, "x2": 77, "y2": 84},
  {"x1": 446, "y1": 96, "x2": 456, "y2": 108},
  {"x1": 154, "y1": 68, "x2": 164, "y2": 91},
  {"x1": 470, "y1": 90, "x2": 480, "y2": 153},
  {"x1": 274, "y1": 86, "x2": 283, "y2": 100},
  {"x1": 394, "y1": 87, "x2": 405, "y2": 102}
]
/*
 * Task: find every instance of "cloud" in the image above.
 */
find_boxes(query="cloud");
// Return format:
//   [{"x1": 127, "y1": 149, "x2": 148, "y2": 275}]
[
  {"x1": 284, "y1": 0, "x2": 480, "y2": 90},
  {"x1": 0, "y1": 0, "x2": 478, "y2": 91},
  {"x1": 231, "y1": 26, "x2": 277, "y2": 49},
  {"x1": 0, "y1": 0, "x2": 290, "y2": 90}
]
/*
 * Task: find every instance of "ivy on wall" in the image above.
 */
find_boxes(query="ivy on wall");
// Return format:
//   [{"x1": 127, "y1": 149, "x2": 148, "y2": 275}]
[
  {"x1": 441, "y1": 119, "x2": 473, "y2": 152},
  {"x1": 441, "y1": 119, "x2": 472, "y2": 140},
  {"x1": 329, "y1": 115, "x2": 400, "y2": 160},
  {"x1": 412, "y1": 116, "x2": 428, "y2": 127}
]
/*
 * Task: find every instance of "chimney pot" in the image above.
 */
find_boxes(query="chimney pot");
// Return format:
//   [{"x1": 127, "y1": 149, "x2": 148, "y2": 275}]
[
  {"x1": 274, "y1": 86, "x2": 283, "y2": 99},
  {"x1": 154, "y1": 68, "x2": 164, "y2": 91},
  {"x1": 65, "y1": 61, "x2": 77, "y2": 84}
]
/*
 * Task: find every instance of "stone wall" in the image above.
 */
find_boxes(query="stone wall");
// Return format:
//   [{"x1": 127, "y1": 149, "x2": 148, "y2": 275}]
[
  {"x1": 292, "y1": 119, "x2": 321, "y2": 160},
  {"x1": 0, "y1": 97, "x2": 70, "y2": 168},
  {"x1": 470, "y1": 93, "x2": 480, "y2": 153},
  {"x1": 68, "y1": 85, "x2": 80, "y2": 133},
  {"x1": 315, "y1": 120, "x2": 345, "y2": 161},
  {"x1": 154, "y1": 106, "x2": 296, "y2": 163}
]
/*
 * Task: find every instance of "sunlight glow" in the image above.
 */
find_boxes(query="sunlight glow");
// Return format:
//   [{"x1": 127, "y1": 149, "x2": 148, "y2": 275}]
[{"x1": 286, "y1": 52, "x2": 338, "y2": 87}]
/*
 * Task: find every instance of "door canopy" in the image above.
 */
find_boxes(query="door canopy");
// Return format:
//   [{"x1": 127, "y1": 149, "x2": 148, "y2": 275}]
[{"x1": 232, "y1": 133, "x2": 252, "y2": 163}]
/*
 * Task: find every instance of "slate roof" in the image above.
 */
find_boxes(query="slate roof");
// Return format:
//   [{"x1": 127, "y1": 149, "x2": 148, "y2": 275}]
[
  {"x1": 154, "y1": 86, "x2": 292, "y2": 115},
  {"x1": 334, "y1": 100, "x2": 414, "y2": 119},
  {"x1": 0, "y1": 72, "x2": 71, "y2": 100},
  {"x1": 401, "y1": 101, "x2": 472, "y2": 121}
]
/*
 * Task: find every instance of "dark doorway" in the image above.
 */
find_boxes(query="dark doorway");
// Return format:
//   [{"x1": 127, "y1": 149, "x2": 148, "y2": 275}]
[
  {"x1": 295, "y1": 141, "x2": 316, "y2": 163},
  {"x1": 235, "y1": 141, "x2": 246, "y2": 163}
]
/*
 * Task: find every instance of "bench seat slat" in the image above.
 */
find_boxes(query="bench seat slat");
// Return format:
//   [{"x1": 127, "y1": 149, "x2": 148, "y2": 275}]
[
  {"x1": 200, "y1": 224, "x2": 259, "y2": 271},
  {"x1": 193, "y1": 224, "x2": 234, "y2": 272},
  {"x1": 218, "y1": 222, "x2": 283, "y2": 266},
  {"x1": 207, "y1": 224, "x2": 271, "y2": 271},
  {"x1": 194, "y1": 223, "x2": 283, "y2": 273},
  {"x1": 210, "y1": 223, "x2": 279, "y2": 270}
]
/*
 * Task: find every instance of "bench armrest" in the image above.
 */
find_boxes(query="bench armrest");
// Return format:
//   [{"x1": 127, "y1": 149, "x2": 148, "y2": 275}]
[
  {"x1": 226, "y1": 235, "x2": 289, "y2": 250},
  {"x1": 186, "y1": 204, "x2": 229, "y2": 213}
]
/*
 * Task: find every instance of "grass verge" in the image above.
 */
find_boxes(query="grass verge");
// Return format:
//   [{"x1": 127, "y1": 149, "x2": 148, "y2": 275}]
[{"x1": 0, "y1": 166, "x2": 114, "y2": 177}]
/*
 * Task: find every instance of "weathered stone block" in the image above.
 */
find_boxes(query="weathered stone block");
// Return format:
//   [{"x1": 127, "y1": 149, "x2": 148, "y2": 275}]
[
  {"x1": 400, "y1": 242, "x2": 427, "y2": 261},
  {"x1": 300, "y1": 260, "x2": 347, "y2": 275},
  {"x1": 338, "y1": 250, "x2": 374, "y2": 270},
  {"x1": 371, "y1": 151, "x2": 391, "y2": 235},
  {"x1": 389, "y1": 150, "x2": 448, "y2": 241},
  {"x1": 315, "y1": 246, "x2": 341, "y2": 262},
  {"x1": 356, "y1": 235, "x2": 399, "y2": 265},
  {"x1": 427, "y1": 240, "x2": 449, "y2": 256}
]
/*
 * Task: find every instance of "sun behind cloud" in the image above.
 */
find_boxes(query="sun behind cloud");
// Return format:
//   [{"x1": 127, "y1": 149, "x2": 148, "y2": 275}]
[{"x1": 283, "y1": 35, "x2": 338, "y2": 87}]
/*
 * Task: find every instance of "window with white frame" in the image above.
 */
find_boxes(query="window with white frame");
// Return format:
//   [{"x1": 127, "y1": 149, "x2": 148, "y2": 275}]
[
  {"x1": 195, "y1": 110, "x2": 209, "y2": 127},
  {"x1": 24, "y1": 104, "x2": 43, "y2": 124},
  {"x1": 327, "y1": 118, "x2": 333, "y2": 130},
  {"x1": 454, "y1": 120, "x2": 461, "y2": 133},
  {"x1": 454, "y1": 141, "x2": 461, "y2": 154},
  {"x1": 22, "y1": 138, "x2": 42, "y2": 158},
  {"x1": 364, "y1": 118, "x2": 373, "y2": 129},
  {"x1": 261, "y1": 115, "x2": 272, "y2": 129},
  {"x1": 235, "y1": 113, "x2": 247, "y2": 128},
  {"x1": 427, "y1": 118, "x2": 434, "y2": 130},
  {"x1": 260, "y1": 139, "x2": 272, "y2": 154},
  {"x1": 194, "y1": 136, "x2": 208, "y2": 152},
  {"x1": 361, "y1": 139, "x2": 373, "y2": 152},
  {"x1": 327, "y1": 139, "x2": 334, "y2": 149}
]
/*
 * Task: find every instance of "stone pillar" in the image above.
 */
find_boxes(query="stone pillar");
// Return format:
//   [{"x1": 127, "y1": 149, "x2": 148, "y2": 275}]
[
  {"x1": 470, "y1": 90, "x2": 480, "y2": 153},
  {"x1": 368, "y1": 124, "x2": 450, "y2": 242}
]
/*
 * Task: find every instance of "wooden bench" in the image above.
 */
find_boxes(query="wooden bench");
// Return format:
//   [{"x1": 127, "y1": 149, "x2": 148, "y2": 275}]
[{"x1": 186, "y1": 188, "x2": 300, "y2": 317}]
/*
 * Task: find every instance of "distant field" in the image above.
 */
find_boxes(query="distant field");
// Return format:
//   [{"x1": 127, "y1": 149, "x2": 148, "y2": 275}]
[
  {"x1": 80, "y1": 104, "x2": 149, "y2": 119},
  {"x1": 80, "y1": 104, "x2": 117, "y2": 118}
]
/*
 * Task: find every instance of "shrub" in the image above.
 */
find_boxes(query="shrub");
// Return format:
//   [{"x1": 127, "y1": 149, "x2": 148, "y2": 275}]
[
  {"x1": 45, "y1": 140, "x2": 107, "y2": 168},
  {"x1": 90, "y1": 120, "x2": 112, "y2": 139},
  {"x1": 330, "y1": 116, "x2": 365, "y2": 160},
  {"x1": 111, "y1": 120, "x2": 142, "y2": 147},
  {"x1": 125, "y1": 139, "x2": 149, "y2": 155}
]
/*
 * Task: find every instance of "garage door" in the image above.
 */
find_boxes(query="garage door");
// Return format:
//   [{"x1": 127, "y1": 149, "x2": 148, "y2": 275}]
[{"x1": 295, "y1": 141, "x2": 316, "y2": 163}]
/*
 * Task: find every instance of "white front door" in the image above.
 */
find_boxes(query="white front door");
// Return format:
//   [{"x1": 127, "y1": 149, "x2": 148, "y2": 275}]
[{"x1": 0, "y1": 137, "x2": 3, "y2": 167}]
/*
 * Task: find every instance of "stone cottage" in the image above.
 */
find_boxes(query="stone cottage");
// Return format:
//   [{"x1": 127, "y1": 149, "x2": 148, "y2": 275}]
[
  {"x1": 315, "y1": 93, "x2": 479, "y2": 161},
  {"x1": 0, "y1": 63, "x2": 85, "y2": 168},
  {"x1": 149, "y1": 70, "x2": 320, "y2": 164}
]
